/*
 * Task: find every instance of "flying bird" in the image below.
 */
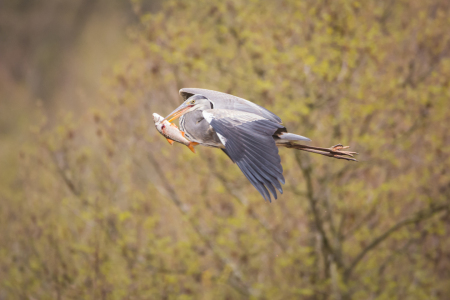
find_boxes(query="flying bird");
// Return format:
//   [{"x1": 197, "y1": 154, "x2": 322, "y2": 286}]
[{"x1": 162, "y1": 88, "x2": 357, "y2": 201}]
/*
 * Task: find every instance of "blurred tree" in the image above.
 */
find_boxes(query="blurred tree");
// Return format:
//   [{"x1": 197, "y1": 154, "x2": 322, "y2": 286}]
[
  {"x1": 1, "y1": 0, "x2": 450, "y2": 299},
  {"x1": 0, "y1": 0, "x2": 144, "y2": 101}
]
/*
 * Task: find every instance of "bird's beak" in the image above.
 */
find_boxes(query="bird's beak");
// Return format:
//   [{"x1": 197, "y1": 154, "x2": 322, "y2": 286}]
[{"x1": 163, "y1": 103, "x2": 193, "y2": 122}]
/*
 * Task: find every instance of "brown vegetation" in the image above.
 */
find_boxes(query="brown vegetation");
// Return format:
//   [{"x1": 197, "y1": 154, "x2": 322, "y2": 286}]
[{"x1": 1, "y1": 0, "x2": 450, "y2": 299}]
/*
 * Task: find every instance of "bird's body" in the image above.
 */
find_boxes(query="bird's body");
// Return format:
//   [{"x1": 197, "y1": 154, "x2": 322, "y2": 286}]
[
  {"x1": 180, "y1": 88, "x2": 282, "y2": 123},
  {"x1": 179, "y1": 111, "x2": 223, "y2": 148},
  {"x1": 178, "y1": 88, "x2": 308, "y2": 148},
  {"x1": 161, "y1": 88, "x2": 357, "y2": 201}
]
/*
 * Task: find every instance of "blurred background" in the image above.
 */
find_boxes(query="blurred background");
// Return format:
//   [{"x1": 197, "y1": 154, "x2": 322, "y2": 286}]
[{"x1": 1, "y1": 0, "x2": 450, "y2": 299}]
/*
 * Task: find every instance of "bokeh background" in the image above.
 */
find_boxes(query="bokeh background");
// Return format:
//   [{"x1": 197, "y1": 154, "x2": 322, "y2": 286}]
[{"x1": 1, "y1": 0, "x2": 450, "y2": 299}]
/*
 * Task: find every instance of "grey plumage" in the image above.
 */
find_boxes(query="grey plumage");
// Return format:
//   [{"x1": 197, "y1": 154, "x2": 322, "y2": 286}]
[
  {"x1": 180, "y1": 110, "x2": 222, "y2": 147},
  {"x1": 164, "y1": 88, "x2": 357, "y2": 201},
  {"x1": 180, "y1": 88, "x2": 282, "y2": 124},
  {"x1": 202, "y1": 109, "x2": 285, "y2": 201}
]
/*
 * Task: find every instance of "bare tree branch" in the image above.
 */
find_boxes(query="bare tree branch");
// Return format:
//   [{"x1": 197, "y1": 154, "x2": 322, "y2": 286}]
[
  {"x1": 207, "y1": 158, "x2": 288, "y2": 252},
  {"x1": 344, "y1": 203, "x2": 449, "y2": 280},
  {"x1": 342, "y1": 204, "x2": 378, "y2": 240},
  {"x1": 45, "y1": 146, "x2": 83, "y2": 199},
  {"x1": 295, "y1": 152, "x2": 344, "y2": 269},
  {"x1": 146, "y1": 152, "x2": 252, "y2": 297}
]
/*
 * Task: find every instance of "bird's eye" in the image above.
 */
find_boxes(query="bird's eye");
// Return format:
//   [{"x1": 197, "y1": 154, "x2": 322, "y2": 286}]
[{"x1": 190, "y1": 100, "x2": 195, "y2": 105}]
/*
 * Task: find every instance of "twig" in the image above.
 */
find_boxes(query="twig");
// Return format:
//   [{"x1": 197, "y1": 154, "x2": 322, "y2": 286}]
[
  {"x1": 212, "y1": 169, "x2": 288, "y2": 252},
  {"x1": 343, "y1": 203, "x2": 448, "y2": 280},
  {"x1": 146, "y1": 152, "x2": 252, "y2": 297},
  {"x1": 295, "y1": 152, "x2": 344, "y2": 269},
  {"x1": 341, "y1": 204, "x2": 378, "y2": 240},
  {"x1": 45, "y1": 146, "x2": 83, "y2": 199}
]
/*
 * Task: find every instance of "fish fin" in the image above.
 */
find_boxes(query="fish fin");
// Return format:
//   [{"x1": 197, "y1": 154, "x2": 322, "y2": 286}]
[
  {"x1": 188, "y1": 142, "x2": 198, "y2": 153},
  {"x1": 181, "y1": 131, "x2": 186, "y2": 137},
  {"x1": 170, "y1": 123, "x2": 178, "y2": 128},
  {"x1": 166, "y1": 138, "x2": 174, "y2": 145}
]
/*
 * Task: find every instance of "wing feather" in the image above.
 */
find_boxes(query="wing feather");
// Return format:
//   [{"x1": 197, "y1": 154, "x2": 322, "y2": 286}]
[
  {"x1": 181, "y1": 88, "x2": 282, "y2": 124},
  {"x1": 241, "y1": 154, "x2": 283, "y2": 193},
  {"x1": 239, "y1": 164, "x2": 271, "y2": 201},
  {"x1": 202, "y1": 109, "x2": 285, "y2": 201}
]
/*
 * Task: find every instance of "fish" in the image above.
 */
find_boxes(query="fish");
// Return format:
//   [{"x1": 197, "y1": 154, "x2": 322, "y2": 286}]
[{"x1": 153, "y1": 113, "x2": 198, "y2": 153}]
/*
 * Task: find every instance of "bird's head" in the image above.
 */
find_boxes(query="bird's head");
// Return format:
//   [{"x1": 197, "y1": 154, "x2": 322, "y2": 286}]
[{"x1": 164, "y1": 94, "x2": 212, "y2": 122}]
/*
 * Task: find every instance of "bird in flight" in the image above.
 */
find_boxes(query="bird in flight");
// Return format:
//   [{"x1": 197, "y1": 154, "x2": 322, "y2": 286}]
[{"x1": 160, "y1": 88, "x2": 357, "y2": 201}]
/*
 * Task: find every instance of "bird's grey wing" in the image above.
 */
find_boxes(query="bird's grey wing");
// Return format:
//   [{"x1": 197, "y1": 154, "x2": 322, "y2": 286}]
[
  {"x1": 202, "y1": 109, "x2": 285, "y2": 202},
  {"x1": 180, "y1": 88, "x2": 282, "y2": 124}
]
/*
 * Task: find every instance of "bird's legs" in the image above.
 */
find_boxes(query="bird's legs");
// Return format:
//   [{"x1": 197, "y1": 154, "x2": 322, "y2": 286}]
[{"x1": 282, "y1": 143, "x2": 358, "y2": 161}]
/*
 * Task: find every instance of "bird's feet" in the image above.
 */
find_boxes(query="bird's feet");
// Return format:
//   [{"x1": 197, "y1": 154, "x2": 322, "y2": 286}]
[
  {"x1": 284, "y1": 142, "x2": 358, "y2": 161},
  {"x1": 327, "y1": 144, "x2": 358, "y2": 161}
]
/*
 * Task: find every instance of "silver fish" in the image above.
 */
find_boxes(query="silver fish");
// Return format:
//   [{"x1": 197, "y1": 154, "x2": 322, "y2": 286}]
[{"x1": 153, "y1": 113, "x2": 197, "y2": 153}]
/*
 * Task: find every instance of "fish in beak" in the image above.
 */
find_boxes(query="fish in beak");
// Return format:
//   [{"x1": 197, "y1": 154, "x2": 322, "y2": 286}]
[
  {"x1": 153, "y1": 113, "x2": 198, "y2": 153},
  {"x1": 164, "y1": 102, "x2": 194, "y2": 122}
]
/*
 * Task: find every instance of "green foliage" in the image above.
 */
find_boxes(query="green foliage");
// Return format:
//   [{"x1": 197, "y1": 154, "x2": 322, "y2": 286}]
[{"x1": 1, "y1": 0, "x2": 450, "y2": 299}]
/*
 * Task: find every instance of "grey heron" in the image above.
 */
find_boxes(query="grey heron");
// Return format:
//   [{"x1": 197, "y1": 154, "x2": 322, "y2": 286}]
[{"x1": 164, "y1": 88, "x2": 357, "y2": 201}]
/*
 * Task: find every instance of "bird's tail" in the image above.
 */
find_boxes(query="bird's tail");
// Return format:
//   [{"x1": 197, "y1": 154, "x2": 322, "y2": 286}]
[{"x1": 278, "y1": 142, "x2": 358, "y2": 161}]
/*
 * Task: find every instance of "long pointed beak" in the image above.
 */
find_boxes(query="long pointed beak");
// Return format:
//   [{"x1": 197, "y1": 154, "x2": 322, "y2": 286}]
[{"x1": 163, "y1": 103, "x2": 193, "y2": 122}]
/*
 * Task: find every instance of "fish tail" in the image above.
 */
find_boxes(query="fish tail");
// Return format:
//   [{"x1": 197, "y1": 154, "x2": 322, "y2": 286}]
[{"x1": 188, "y1": 142, "x2": 198, "y2": 153}]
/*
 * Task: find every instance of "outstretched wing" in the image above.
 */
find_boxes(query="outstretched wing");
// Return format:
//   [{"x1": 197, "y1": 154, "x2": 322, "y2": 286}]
[
  {"x1": 180, "y1": 88, "x2": 282, "y2": 124},
  {"x1": 202, "y1": 109, "x2": 285, "y2": 201}
]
